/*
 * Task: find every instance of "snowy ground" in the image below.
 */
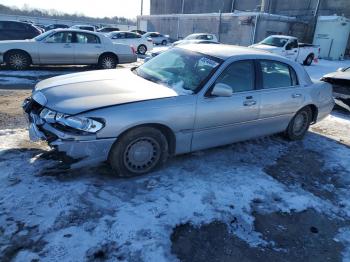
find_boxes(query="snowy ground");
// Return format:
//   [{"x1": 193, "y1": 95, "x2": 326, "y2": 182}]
[{"x1": 0, "y1": 58, "x2": 350, "y2": 261}]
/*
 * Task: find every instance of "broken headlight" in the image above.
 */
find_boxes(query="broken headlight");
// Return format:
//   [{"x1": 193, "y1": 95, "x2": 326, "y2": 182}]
[{"x1": 40, "y1": 108, "x2": 104, "y2": 133}]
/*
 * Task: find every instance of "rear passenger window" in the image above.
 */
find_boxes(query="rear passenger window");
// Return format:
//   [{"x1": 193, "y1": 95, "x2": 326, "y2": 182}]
[
  {"x1": 260, "y1": 60, "x2": 296, "y2": 89},
  {"x1": 215, "y1": 60, "x2": 255, "y2": 93},
  {"x1": 76, "y1": 33, "x2": 100, "y2": 44}
]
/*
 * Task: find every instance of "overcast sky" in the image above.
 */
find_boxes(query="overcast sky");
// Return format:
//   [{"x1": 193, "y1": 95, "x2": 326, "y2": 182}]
[{"x1": 0, "y1": 0, "x2": 150, "y2": 19}]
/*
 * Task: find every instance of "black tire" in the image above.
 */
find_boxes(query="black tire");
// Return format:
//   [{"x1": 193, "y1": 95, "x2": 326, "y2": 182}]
[
  {"x1": 161, "y1": 40, "x2": 167, "y2": 46},
  {"x1": 303, "y1": 54, "x2": 314, "y2": 66},
  {"x1": 137, "y1": 44, "x2": 147, "y2": 55},
  {"x1": 6, "y1": 51, "x2": 31, "y2": 70},
  {"x1": 284, "y1": 107, "x2": 312, "y2": 140},
  {"x1": 108, "y1": 127, "x2": 169, "y2": 177},
  {"x1": 98, "y1": 54, "x2": 117, "y2": 69}
]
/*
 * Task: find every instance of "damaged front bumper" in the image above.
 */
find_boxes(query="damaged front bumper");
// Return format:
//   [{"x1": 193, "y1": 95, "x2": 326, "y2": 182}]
[{"x1": 23, "y1": 98, "x2": 116, "y2": 166}]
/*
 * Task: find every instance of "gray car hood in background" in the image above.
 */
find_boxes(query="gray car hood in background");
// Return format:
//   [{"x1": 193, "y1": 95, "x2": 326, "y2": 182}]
[
  {"x1": 323, "y1": 71, "x2": 350, "y2": 81},
  {"x1": 34, "y1": 69, "x2": 178, "y2": 114}
]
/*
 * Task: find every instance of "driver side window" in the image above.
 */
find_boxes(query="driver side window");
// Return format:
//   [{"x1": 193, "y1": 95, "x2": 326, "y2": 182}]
[
  {"x1": 47, "y1": 32, "x2": 73, "y2": 43},
  {"x1": 214, "y1": 60, "x2": 255, "y2": 93}
]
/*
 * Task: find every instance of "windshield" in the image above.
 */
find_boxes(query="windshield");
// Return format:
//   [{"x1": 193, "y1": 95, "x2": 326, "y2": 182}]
[
  {"x1": 260, "y1": 36, "x2": 289, "y2": 47},
  {"x1": 34, "y1": 30, "x2": 54, "y2": 41},
  {"x1": 135, "y1": 48, "x2": 221, "y2": 94},
  {"x1": 184, "y1": 34, "x2": 199, "y2": 40}
]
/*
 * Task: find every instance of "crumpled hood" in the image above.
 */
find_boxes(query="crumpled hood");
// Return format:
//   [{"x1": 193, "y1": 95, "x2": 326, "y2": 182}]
[
  {"x1": 33, "y1": 69, "x2": 178, "y2": 115},
  {"x1": 323, "y1": 71, "x2": 350, "y2": 81}
]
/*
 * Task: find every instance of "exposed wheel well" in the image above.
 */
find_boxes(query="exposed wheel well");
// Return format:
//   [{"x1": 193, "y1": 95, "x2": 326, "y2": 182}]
[
  {"x1": 304, "y1": 104, "x2": 318, "y2": 124},
  {"x1": 4, "y1": 49, "x2": 32, "y2": 64},
  {"x1": 118, "y1": 123, "x2": 176, "y2": 155},
  {"x1": 98, "y1": 52, "x2": 119, "y2": 63}
]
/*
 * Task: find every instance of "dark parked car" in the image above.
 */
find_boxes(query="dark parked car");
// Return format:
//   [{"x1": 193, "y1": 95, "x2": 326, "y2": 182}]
[
  {"x1": 98, "y1": 27, "x2": 120, "y2": 33},
  {"x1": 0, "y1": 21, "x2": 42, "y2": 41},
  {"x1": 44, "y1": 24, "x2": 69, "y2": 31}
]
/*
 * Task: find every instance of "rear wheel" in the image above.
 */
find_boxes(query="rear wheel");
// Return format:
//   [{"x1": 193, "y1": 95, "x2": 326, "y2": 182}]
[
  {"x1": 137, "y1": 44, "x2": 147, "y2": 55},
  {"x1": 6, "y1": 51, "x2": 31, "y2": 70},
  {"x1": 109, "y1": 127, "x2": 169, "y2": 177},
  {"x1": 161, "y1": 40, "x2": 167, "y2": 46},
  {"x1": 284, "y1": 107, "x2": 312, "y2": 140},
  {"x1": 98, "y1": 54, "x2": 117, "y2": 69},
  {"x1": 303, "y1": 54, "x2": 314, "y2": 66}
]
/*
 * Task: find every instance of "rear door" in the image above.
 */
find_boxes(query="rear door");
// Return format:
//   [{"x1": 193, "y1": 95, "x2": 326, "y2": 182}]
[
  {"x1": 73, "y1": 32, "x2": 102, "y2": 64},
  {"x1": 257, "y1": 60, "x2": 303, "y2": 134},
  {"x1": 39, "y1": 31, "x2": 75, "y2": 64},
  {"x1": 192, "y1": 60, "x2": 261, "y2": 151}
]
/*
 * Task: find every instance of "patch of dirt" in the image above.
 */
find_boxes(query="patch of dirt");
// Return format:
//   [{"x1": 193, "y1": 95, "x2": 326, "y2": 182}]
[
  {"x1": 171, "y1": 209, "x2": 346, "y2": 262},
  {"x1": 0, "y1": 90, "x2": 31, "y2": 129},
  {"x1": 264, "y1": 145, "x2": 349, "y2": 203}
]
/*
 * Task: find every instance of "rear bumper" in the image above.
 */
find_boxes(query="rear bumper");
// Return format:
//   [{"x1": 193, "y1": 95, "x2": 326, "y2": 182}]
[
  {"x1": 316, "y1": 100, "x2": 335, "y2": 122},
  {"x1": 119, "y1": 54, "x2": 137, "y2": 64}
]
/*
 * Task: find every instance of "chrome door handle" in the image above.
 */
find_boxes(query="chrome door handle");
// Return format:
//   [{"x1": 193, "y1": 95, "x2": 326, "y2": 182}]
[
  {"x1": 292, "y1": 93, "x2": 302, "y2": 98},
  {"x1": 243, "y1": 100, "x2": 257, "y2": 106},
  {"x1": 64, "y1": 44, "x2": 71, "y2": 48}
]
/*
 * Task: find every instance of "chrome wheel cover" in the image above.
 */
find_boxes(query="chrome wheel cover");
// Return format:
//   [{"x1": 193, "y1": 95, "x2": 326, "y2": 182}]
[
  {"x1": 123, "y1": 137, "x2": 161, "y2": 173},
  {"x1": 292, "y1": 111, "x2": 308, "y2": 136},
  {"x1": 102, "y1": 57, "x2": 115, "y2": 69},
  {"x1": 138, "y1": 45, "x2": 146, "y2": 54},
  {"x1": 10, "y1": 54, "x2": 25, "y2": 69}
]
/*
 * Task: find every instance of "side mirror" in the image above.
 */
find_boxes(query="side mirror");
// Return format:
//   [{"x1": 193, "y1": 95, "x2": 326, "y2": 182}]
[
  {"x1": 211, "y1": 83, "x2": 233, "y2": 97},
  {"x1": 337, "y1": 67, "x2": 344, "y2": 72},
  {"x1": 285, "y1": 44, "x2": 292, "y2": 50}
]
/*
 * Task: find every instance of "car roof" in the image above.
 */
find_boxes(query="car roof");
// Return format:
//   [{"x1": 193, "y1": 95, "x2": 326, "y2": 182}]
[
  {"x1": 179, "y1": 44, "x2": 281, "y2": 60},
  {"x1": 52, "y1": 29, "x2": 102, "y2": 35},
  {"x1": 268, "y1": 35, "x2": 297, "y2": 40}
]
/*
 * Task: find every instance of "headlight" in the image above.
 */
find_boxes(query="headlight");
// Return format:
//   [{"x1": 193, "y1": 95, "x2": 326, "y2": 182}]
[
  {"x1": 32, "y1": 91, "x2": 47, "y2": 106},
  {"x1": 57, "y1": 116, "x2": 104, "y2": 133},
  {"x1": 40, "y1": 108, "x2": 104, "y2": 133}
]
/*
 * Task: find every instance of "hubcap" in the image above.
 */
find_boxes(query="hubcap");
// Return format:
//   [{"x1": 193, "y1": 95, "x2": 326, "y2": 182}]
[
  {"x1": 123, "y1": 137, "x2": 160, "y2": 173},
  {"x1": 139, "y1": 45, "x2": 146, "y2": 54},
  {"x1": 10, "y1": 54, "x2": 25, "y2": 69},
  {"x1": 102, "y1": 57, "x2": 114, "y2": 69},
  {"x1": 293, "y1": 112, "x2": 308, "y2": 135}
]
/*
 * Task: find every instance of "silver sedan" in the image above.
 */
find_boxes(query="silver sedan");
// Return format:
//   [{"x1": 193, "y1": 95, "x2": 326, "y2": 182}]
[
  {"x1": 23, "y1": 44, "x2": 334, "y2": 177},
  {"x1": 0, "y1": 29, "x2": 137, "y2": 70}
]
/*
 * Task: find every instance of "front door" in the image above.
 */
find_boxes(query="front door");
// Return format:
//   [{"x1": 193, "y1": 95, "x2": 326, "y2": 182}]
[
  {"x1": 192, "y1": 60, "x2": 261, "y2": 151},
  {"x1": 39, "y1": 31, "x2": 74, "y2": 64},
  {"x1": 285, "y1": 39, "x2": 299, "y2": 61}
]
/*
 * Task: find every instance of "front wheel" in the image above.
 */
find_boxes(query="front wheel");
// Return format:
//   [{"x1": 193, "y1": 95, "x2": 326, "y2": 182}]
[
  {"x1": 6, "y1": 51, "x2": 31, "y2": 70},
  {"x1": 98, "y1": 54, "x2": 117, "y2": 69},
  {"x1": 284, "y1": 107, "x2": 312, "y2": 140},
  {"x1": 161, "y1": 40, "x2": 167, "y2": 46},
  {"x1": 108, "y1": 127, "x2": 169, "y2": 177}
]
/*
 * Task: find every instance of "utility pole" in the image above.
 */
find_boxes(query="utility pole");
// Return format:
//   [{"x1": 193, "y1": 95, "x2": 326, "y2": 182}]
[
  {"x1": 140, "y1": 0, "x2": 143, "y2": 16},
  {"x1": 230, "y1": 0, "x2": 235, "y2": 13}
]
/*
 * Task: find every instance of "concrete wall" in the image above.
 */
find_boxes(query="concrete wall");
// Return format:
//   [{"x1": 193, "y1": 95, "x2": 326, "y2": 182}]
[
  {"x1": 150, "y1": 0, "x2": 350, "y2": 18},
  {"x1": 139, "y1": 13, "x2": 295, "y2": 46}
]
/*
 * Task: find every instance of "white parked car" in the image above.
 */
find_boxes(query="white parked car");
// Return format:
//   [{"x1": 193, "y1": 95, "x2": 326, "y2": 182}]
[
  {"x1": 108, "y1": 31, "x2": 153, "y2": 55},
  {"x1": 250, "y1": 35, "x2": 320, "y2": 66},
  {"x1": 0, "y1": 29, "x2": 137, "y2": 70},
  {"x1": 173, "y1": 33, "x2": 218, "y2": 46},
  {"x1": 70, "y1": 25, "x2": 96, "y2": 31},
  {"x1": 143, "y1": 32, "x2": 170, "y2": 45}
]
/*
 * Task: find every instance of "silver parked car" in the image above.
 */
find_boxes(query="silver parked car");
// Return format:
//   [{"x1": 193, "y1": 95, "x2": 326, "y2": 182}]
[
  {"x1": 23, "y1": 44, "x2": 334, "y2": 177},
  {"x1": 0, "y1": 29, "x2": 137, "y2": 70}
]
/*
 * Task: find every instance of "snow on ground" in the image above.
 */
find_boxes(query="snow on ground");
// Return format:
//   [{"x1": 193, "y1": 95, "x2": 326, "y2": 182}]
[{"x1": 0, "y1": 112, "x2": 350, "y2": 261}]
